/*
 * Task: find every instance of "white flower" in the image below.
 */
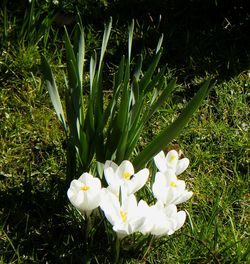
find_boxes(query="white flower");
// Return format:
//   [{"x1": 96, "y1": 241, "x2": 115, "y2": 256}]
[
  {"x1": 100, "y1": 189, "x2": 144, "y2": 238},
  {"x1": 154, "y1": 150, "x2": 189, "y2": 175},
  {"x1": 104, "y1": 160, "x2": 149, "y2": 196},
  {"x1": 152, "y1": 170, "x2": 193, "y2": 206},
  {"x1": 67, "y1": 173, "x2": 102, "y2": 217},
  {"x1": 138, "y1": 200, "x2": 186, "y2": 236}
]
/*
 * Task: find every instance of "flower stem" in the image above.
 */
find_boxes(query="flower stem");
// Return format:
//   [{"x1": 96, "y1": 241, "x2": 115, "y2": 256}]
[
  {"x1": 114, "y1": 235, "x2": 121, "y2": 264},
  {"x1": 83, "y1": 213, "x2": 92, "y2": 263},
  {"x1": 85, "y1": 213, "x2": 92, "y2": 241}
]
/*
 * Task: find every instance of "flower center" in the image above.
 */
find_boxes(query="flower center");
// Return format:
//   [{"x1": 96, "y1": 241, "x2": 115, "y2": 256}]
[
  {"x1": 169, "y1": 181, "x2": 177, "y2": 188},
  {"x1": 169, "y1": 154, "x2": 177, "y2": 164},
  {"x1": 123, "y1": 171, "x2": 132, "y2": 180},
  {"x1": 120, "y1": 210, "x2": 128, "y2": 222},
  {"x1": 81, "y1": 185, "x2": 90, "y2": 191}
]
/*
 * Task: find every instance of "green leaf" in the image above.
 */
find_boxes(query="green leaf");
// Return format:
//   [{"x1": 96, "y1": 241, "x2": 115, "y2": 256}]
[
  {"x1": 98, "y1": 18, "x2": 112, "y2": 73},
  {"x1": 116, "y1": 127, "x2": 129, "y2": 163},
  {"x1": 41, "y1": 54, "x2": 67, "y2": 132},
  {"x1": 77, "y1": 23, "x2": 85, "y2": 89},
  {"x1": 95, "y1": 18, "x2": 112, "y2": 129},
  {"x1": 156, "y1": 34, "x2": 163, "y2": 53},
  {"x1": 133, "y1": 54, "x2": 143, "y2": 81},
  {"x1": 128, "y1": 19, "x2": 134, "y2": 63},
  {"x1": 139, "y1": 48, "x2": 162, "y2": 92},
  {"x1": 143, "y1": 78, "x2": 176, "y2": 124},
  {"x1": 89, "y1": 52, "x2": 97, "y2": 96},
  {"x1": 125, "y1": 79, "x2": 177, "y2": 159},
  {"x1": 133, "y1": 79, "x2": 212, "y2": 169}
]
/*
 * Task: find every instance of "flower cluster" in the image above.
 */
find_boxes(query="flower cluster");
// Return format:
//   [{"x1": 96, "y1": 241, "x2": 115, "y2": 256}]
[{"x1": 67, "y1": 150, "x2": 193, "y2": 238}]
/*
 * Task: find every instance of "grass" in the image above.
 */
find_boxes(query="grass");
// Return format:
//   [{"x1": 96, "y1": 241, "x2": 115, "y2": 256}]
[
  {"x1": 1, "y1": 54, "x2": 249, "y2": 263},
  {"x1": 0, "y1": 2, "x2": 249, "y2": 263}
]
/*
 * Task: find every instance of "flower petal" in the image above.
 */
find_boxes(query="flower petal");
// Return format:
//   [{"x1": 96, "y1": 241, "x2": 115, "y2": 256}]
[
  {"x1": 166, "y1": 150, "x2": 179, "y2": 169},
  {"x1": 126, "y1": 168, "x2": 149, "y2": 194},
  {"x1": 67, "y1": 173, "x2": 102, "y2": 214},
  {"x1": 175, "y1": 211, "x2": 186, "y2": 230},
  {"x1": 154, "y1": 151, "x2": 167, "y2": 172},
  {"x1": 117, "y1": 160, "x2": 134, "y2": 181},
  {"x1": 104, "y1": 160, "x2": 118, "y2": 171},
  {"x1": 176, "y1": 158, "x2": 190, "y2": 175}
]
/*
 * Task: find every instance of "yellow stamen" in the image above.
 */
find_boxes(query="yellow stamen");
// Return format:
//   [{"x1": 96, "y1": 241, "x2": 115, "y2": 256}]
[
  {"x1": 81, "y1": 185, "x2": 90, "y2": 191},
  {"x1": 123, "y1": 171, "x2": 132, "y2": 180},
  {"x1": 169, "y1": 154, "x2": 176, "y2": 162},
  {"x1": 169, "y1": 181, "x2": 177, "y2": 188},
  {"x1": 120, "y1": 210, "x2": 128, "y2": 222}
]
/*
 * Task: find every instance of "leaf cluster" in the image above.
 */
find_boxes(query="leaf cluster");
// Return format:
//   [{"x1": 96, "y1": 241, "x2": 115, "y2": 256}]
[{"x1": 41, "y1": 17, "x2": 212, "y2": 181}]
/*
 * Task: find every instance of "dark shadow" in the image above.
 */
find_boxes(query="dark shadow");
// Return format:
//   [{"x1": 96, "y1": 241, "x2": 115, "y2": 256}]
[
  {"x1": 105, "y1": 0, "x2": 250, "y2": 80},
  {"x1": 2, "y1": 0, "x2": 249, "y2": 81},
  {"x1": 0, "y1": 177, "x2": 91, "y2": 263}
]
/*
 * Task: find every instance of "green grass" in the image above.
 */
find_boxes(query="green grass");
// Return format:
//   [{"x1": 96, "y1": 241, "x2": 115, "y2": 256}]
[
  {"x1": 0, "y1": 47, "x2": 249, "y2": 262},
  {"x1": 0, "y1": 2, "x2": 249, "y2": 263}
]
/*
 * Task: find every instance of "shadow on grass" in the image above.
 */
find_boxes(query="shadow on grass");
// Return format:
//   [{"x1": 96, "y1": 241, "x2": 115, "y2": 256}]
[
  {"x1": 2, "y1": 0, "x2": 249, "y2": 82},
  {"x1": 106, "y1": 0, "x2": 250, "y2": 80},
  {"x1": 0, "y1": 177, "x2": 93, "y2": 263}
]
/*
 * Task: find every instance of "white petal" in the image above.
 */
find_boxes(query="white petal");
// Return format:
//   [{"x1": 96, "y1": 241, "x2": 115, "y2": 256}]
[
  {"x1": 165, "y1": 150, "x2": 179, "y2": 170},
  {"x1": 175, "y1": 179, "x2": 186, "y2": 190},
  {"x1": 113, "y1": 224, "x2": 129, "y2": 238},
  {"x1": 154, "y1": 151, "x2": 167, "y2": 172},
  {"x1": 149, "y1": 203, "x2": 169, "y2": 236},
  {"x1": 78, "y1": 172, "x2": 91, "y2": 183},
  {"x1": 164, "y1": 204, "x2": 178, "y2": 217},
  {"x1": 163, "y1": 187, "x2": 176, "y2": 205},
  {"x1": 152, "y1": 172, "x2": 168, "y2": 202},
  {"x1": 117, "y1": 160, "x2": 134, "y2": 180},
  {"x1": 85, "y1": 191, "x2": 101, "y2": 210},
  {"x1": 68, "y1": 179, "x2": 82, "y2": 192},
  {"x1": 122, "y1": 194, "x2": 137, "y2": 214},
  {"x1": 104, "y1": 166, "x2": 120, "y2": 195},
  {"x1": 164, "y1": 169, "x2": 177, "y2": 181},
  {"x1": 174, "y1": 191, "x2": 193, "y2": 205},
  {"x1": 104, "y1": 167, "x2": 114, "y2": 185},
  {"x1": 128, "y1": 214, "x2": 145, "y2": 234},
  {"x1": 100, "y1": 189, "x2": 120, "y2": 225},
  {"x1": 126, "y1": 168, "x2": 149, "y2": 194},
  {"x1": 70, "y1": 190, "x2": 85, "y2": 210},
  {"x1": 175, "y1": 211, "x2": 186, "y2": 231},
  {"x1": 104, "y1": 160, "x2": 118, "y2": 171},
  {"x1": 67, "y1": 174, "x2": 103, "y2": 213},
  {"x1": 176, "y1": 158, "x2": 189, "y2": 175},
  {"x1": 137, "y1": 200, "x2": 153, "y2": 234},
  {"x1": 88, "y1": 176, "x2": 101, "y2": 190}
]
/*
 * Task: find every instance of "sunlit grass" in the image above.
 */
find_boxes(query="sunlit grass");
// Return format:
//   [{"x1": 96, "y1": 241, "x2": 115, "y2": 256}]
[{"x1": 1, "y1": 54, "x2": 249, "y2": 262}]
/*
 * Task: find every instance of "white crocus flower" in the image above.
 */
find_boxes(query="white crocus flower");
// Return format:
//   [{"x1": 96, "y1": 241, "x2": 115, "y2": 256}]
[
  {"x1": 154, "y1": 150, "x2": 189, "y2": 175},
  {"x1": 152, "y1": 170, "x2": 193, "y2": 206},
  {"x1": 100, "y1": 189, "x2": 144, "y2": 238},
  {"x1": 104, "y1": 160, "x2": 149, "y2": 196},
  {"x1": 138, "y1": 200, "x2": 186, "y2": 236},
  {"x1": 67, "y1": 173, "x2": 102, "y2": 217}
]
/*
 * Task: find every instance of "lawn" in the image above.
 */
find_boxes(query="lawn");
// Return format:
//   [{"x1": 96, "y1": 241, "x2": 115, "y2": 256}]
[{"x1": 0, "y1": 1, "x2": 249, "y2": 263}]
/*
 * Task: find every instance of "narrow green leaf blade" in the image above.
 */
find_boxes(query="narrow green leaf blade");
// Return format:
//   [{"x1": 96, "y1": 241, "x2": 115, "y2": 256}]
[
  {"x1": 99, "y1": 18, "x2": 112, "y2": 70},
  {"x1": 128, "y1": 20, "x2": 134, "y2": 63},
  {"x1": 139, "y1": 49, "x2": 162, "y2": 92},
  {"x1": 77, "y1": 23, "x2": 85, "y2": 88},
  {"x1": 156, "y1": 34, "x2": 163, "y2": 53},
  {"x1": 143, "y1": 78, "x2": 176, "y2": 124},
  {"x1": 41, "y1": 54, "x2": 67, "y2": 132}
]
